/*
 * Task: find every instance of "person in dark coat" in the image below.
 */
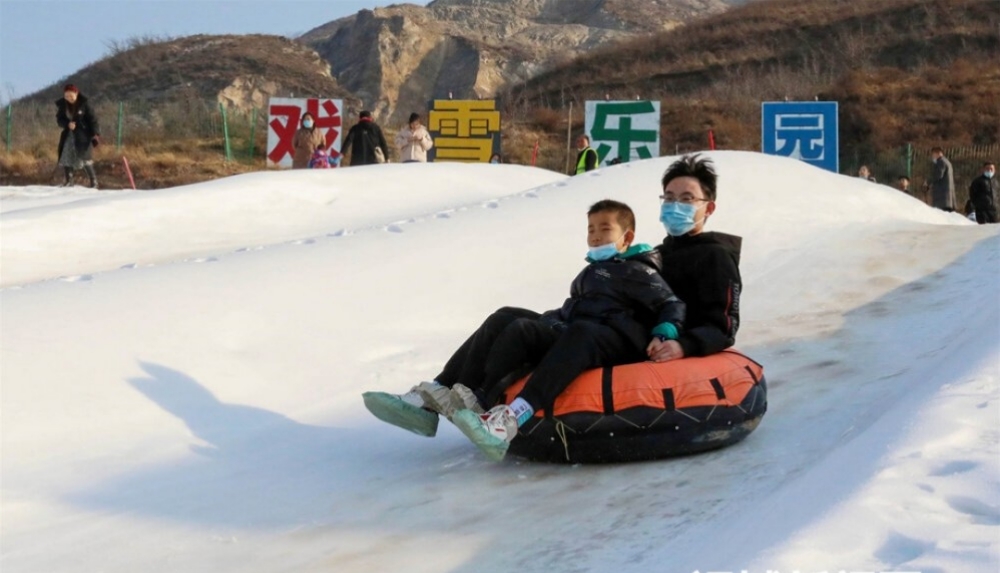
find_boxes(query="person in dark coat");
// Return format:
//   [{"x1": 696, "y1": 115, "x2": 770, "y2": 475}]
[
  {"x1": 968, "y1": 161, "x2": 998, "y2": 224},
  {"x1": 930, "y1": 147, "x2": 956, "y2": 211},
  {"x1": 55, "y1": 84, "x2": 100, "y2": 187},
  {"x1": 339, "y1": 110, "x2": 389, "y2": 166},
  {"x1": 649, "y1": 153, "x2": 741, "y2": 362}
]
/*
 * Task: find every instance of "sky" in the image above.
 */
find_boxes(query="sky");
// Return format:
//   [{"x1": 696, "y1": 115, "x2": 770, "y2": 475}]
[
  {"x1": 1, "y1": 153, "x2": 998, "y2": 572},
  {"x1": 0, "y1": 0, "x2": 431, "y2": 103}
]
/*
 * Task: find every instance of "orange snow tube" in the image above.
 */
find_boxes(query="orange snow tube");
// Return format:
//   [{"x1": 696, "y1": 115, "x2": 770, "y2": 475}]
[{"x1": 499, "y1": 350, "x2": 767, "y2": 463}]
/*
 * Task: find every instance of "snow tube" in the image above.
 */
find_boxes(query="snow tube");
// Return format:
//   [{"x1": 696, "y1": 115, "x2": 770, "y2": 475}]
[{"x1": 499, "y1": 350, "x2": 767, "y2": 464}]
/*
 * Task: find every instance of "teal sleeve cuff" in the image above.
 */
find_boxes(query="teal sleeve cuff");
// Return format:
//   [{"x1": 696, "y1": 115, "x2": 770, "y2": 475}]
[{"x1": 652, "y1": 322, "x2": 679, "y2": 341}]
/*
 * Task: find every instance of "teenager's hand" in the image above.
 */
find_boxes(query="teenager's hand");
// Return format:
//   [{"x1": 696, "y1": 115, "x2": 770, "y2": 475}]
[
  {"x1": 647, "y1": 339, "x2": 684, "y2": 362},
  {"x1": 69, "y1": 121, "x2": 76, "y2": 131}
]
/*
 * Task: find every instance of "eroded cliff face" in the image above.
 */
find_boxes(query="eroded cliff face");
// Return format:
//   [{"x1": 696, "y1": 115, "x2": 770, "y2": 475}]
[{"x1": 300, "y1": 0, "x2": 735, "y2": 124}]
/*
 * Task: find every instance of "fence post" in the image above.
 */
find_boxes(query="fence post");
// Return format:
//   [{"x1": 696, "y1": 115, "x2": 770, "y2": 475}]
[
  {"x1": 116, "y1": 101, "x2": 124, "y2": 150},
  {"x1": 564, "y1": 101, "x2": 573, "y2": 175},
  {"x1": 5, "y1": 103, "x2": 11, "y2": 152},
  {"x1": 219, "y1": 102, "x2": 232, "y2": 162},
  {"x1": 246, "y1": 107, "x2": 257, "y2": 162},
  {"x1": 905, "y1": 143, "x2": 913, "y2": 179}
]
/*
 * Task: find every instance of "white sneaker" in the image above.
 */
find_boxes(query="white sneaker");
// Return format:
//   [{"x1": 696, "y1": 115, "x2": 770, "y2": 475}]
[
  {"x1": 418, "y1": 382, "x2": 483, "y2": 418},
  {"x1": 477, "y1": 405, "x2": 519, "y2": 443},
  {"x1": 451, "y1": 405, "x2": 519, "y2": 462},
  {"x1": 362, "y1": 382, "x2": 442, "y2": 438},
  {"x1": 399, "y1": 385, "x2": 430, "y2": 408}
]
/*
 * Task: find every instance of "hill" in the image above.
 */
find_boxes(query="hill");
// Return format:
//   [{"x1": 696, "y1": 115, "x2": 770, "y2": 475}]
[
  {"x1": 299, "y1": 0, "x2": 747, "y2": 123},
  {"x1": 18, "y1": 34, "x2": 356, "y2": 112},
  {"x1": 505, "y1": 0, "x2": 1000, "y2": 168}
]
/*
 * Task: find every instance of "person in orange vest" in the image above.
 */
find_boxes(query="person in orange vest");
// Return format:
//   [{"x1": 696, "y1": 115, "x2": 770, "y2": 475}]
[{"x1": 573, "y1": 134, "x2": 598, "y2": 175}]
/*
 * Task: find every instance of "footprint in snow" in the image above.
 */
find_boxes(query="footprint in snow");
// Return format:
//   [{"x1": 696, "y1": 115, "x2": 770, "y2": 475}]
[
  {"x1": 484, "y1": 201, "x2": 499, "y2": 209},
  {"x1": 186, "y1": 257, "x2": 218, "y2": 263},
  {"x1": 293, "y1": 238, "x2": 316, "y2": 245},
  {"x1": 386, "y1": 224, "x2": 405, "y2": 233},
  {"x1": 120, "y1": 263, "x2": 139, "y2": 269},
  {"x1": 524, "y1": 191, "x2": 539, "y2": 198},
  {"x1": 946, "y1": 496, "x2": 1000, "y2": 525},
  {"x1": 59, "y1": 274, "x2": 93, "y2": 282},
  {"x1": 328, "y1": 229, "x2": 352, "y2": 237},
  {"x1": 435, "y1": 211, "x2": 453, "y2": 219},
  {"x1": 929, "y1": 460, "x2": 978, "y2": 476},
  {"x1": 234, "y1": 246, "x2": 265, "y2": 252},
  {"x1": 873, "y1": 532, "x2": 934, "y2": 568}
]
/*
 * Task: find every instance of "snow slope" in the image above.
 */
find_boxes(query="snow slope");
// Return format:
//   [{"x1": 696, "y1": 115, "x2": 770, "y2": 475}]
[{"x1": 2, "y1": 155, "x2": 997, "y2": 573}]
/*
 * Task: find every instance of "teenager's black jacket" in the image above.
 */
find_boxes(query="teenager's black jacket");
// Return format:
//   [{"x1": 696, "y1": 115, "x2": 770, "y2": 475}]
[
  {"x1": 541, "y1": 244, "x2": 686, "y2": 351},
  {"x1": 654, "y1": 231, "x2": 742, "y2": 357}
]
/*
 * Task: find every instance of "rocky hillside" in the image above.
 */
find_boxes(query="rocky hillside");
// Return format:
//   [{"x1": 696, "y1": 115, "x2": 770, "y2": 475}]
[
  {"x1": 300, "y1": 0, "x2": 747, "y2": 124},
  {"x1": 505, "y1": 0, "x2": 1000, "y2": 152},
  {"x1": 18, "y1": 34, "x2": 357, "y2": 112}
]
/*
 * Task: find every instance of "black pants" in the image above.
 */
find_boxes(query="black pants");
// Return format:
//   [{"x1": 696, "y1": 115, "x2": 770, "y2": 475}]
[
  {"x1": 974, "y1": 202, "x2": 998, "y2": 224},
  {"x1": 436, "y1": 306, "x2": 541, "y2": 394},
  {"x1": 436, "y1": 306, "x2": 644, "y2": 411}
]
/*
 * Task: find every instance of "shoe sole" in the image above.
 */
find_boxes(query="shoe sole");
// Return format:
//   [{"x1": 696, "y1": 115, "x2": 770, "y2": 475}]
[
  {"x1": 419, "y1": 384, "x2": 485, "y2": 420},
  {"x1": 451, "y1": 409, "x2": 510, "y2": 462},
  {"x1": 362, "y1": 392, "x2": 439, "y2": 437}
]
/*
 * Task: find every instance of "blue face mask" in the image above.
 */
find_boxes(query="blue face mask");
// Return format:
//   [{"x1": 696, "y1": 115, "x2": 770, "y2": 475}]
[
  {"x1": 303, "y1": 119, "x2": 314, "y2": 129},
  {"x1": 660, "y1": 202, "x2": 699, "y2": 236},
  {"x1": 986, "y1": 171, "x2": 995, "y2": 179},
  {"x1": 587, "y1": 242, "x2": 622, "y2": 261}
]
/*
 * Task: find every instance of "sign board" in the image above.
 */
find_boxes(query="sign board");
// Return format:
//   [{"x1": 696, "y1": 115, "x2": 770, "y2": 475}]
[
  {"x1": 267, "y1": 98, "x2": 344, "y2": 167},
  {"x1": 762, "y1": 101, "x2": 839, "y2": 173},
  {"x1": 427, "y1": 100, "x2": 501, "y2": 163},
  {"x1": 585, "y1": 100, "x2": 660, "y2": 165}
]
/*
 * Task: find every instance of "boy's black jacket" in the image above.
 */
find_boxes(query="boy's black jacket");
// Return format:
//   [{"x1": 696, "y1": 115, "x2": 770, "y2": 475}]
[
  {"x1": 655, "y1": 231, "x2": 742, "y2": 357},
  {"x1": 542, "y1": 245, "x2": 686, "y2": 351}
]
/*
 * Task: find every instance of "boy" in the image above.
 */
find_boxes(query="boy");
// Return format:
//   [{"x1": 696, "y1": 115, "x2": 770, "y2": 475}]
[{"x1": 363, "y1": 200, "x2": 685, "y2": 461}]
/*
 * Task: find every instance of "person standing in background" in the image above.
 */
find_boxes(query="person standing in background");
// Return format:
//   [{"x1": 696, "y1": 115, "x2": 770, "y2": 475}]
[
  {"x1": 573, "y1": 134, "x2": 598, "y2": 175},
  {"x1": 857, "y1": 165, "x2": 876, "y2": 183},
  {"x1": 55, "y1": 84, "x2": 100, "y2": 188},
  {"x1": 292, "y1": 112, "x2": 327, "y2": 169},
  {"x1": 929, "y1": 147, "x2": 956, "y2": 212},
  {"x1": 968, "y1": 161, "x2": 998, "y2": 224},
  {"x1": 341, "y1": 110, "x2": 390, "y2": 166},
  {"x1": 395, "y1": 112, "x2": 433, "y2": 163}
]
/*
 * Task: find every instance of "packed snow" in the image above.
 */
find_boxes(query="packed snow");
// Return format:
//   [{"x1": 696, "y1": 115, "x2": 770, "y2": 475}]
[{"x1": 2, "y1": 153, "x2": 997, "y2": 573}]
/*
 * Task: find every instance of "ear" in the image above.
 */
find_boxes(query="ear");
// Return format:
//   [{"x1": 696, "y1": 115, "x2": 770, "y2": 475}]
[
  {"x1": 621, "y1": 229, "x2": 636, "y2": 248},
  {"x1": 705, "y1": 201, "x2": 717, "y2": 217}
]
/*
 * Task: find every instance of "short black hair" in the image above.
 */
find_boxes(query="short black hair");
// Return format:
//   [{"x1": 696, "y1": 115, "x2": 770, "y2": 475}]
[
  {"x1": 360, "y1": 110, "x2": 373, "y2": 119},
  {"x1": 661, "y1": 153, "x2": 718, "y2": 201},
  {"x1": 408, "y1": 112, "x2": 420, "y2": 123},
  {"x1": 897, "y1": 174, "x2": 910, "y2": 181},
  {"x1": 931, "y1": 146, "x2": 943, "y2": 154},
  {"x1": 984, "y1": 161, "x2": 996, "y2": 168},
  {"x1": 588, "y1": 199, "x2": 636, "y2": 232}
]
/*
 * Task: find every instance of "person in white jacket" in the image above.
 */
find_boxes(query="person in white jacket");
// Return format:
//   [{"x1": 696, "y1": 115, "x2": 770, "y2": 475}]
[{"x1": 395, "y1": 112, "x2": 433, "y2": 163}]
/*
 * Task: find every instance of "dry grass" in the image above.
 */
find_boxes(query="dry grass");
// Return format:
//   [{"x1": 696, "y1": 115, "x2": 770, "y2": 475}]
[{"x1": 0, "y1": 140, "x2": 262, "y2": 189}]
